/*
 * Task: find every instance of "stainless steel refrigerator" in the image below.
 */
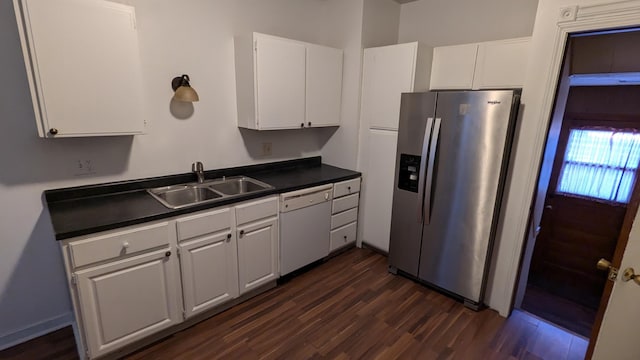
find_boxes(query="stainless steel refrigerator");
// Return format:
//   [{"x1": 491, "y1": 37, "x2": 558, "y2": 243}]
[{"x1": 388, "y1": 90, "x2": 521, "y2": 310}]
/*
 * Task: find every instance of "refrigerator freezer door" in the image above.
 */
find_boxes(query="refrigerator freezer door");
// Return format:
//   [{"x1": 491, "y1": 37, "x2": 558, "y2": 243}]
[
  {"x1": 389, "y1": 92, "x2": 437, "y2": 276},
  {"x1": 418, "y1": 90, "x2": 519, "y2": 303}
]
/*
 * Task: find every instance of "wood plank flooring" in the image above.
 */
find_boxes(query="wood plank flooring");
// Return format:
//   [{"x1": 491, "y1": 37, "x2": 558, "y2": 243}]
[{"x1": 0, "y1": 248, "x2": 588, "y2": 360}]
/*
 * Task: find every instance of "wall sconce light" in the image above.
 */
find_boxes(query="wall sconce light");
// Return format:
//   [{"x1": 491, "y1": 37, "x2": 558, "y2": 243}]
[{"x1": 171, "y1": 74, "x2": 199, "y2": 102}]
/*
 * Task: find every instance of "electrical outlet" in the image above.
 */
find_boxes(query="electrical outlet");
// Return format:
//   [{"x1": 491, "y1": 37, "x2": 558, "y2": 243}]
[
  {"x1": 75, "y1": 159, "x2": 96, "y2": 176},
  {"x1": 262, "y1": 142, "x2": 272, "y2": 156}
]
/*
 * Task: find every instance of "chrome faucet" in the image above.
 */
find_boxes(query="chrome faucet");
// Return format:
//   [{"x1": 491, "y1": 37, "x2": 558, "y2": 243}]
[{"x1": 192, "y1": 161, "x2": 204, "y2": 183}]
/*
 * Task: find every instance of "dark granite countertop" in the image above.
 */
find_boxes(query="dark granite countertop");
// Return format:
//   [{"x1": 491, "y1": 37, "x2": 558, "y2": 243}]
[{"x1": 45, "y1": 157, "x2": 360, "y2": 240}]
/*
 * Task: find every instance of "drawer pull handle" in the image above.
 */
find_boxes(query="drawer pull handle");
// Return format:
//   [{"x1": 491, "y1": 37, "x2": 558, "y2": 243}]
[
  {"x1": 122, "y1": 241, "x2": 130, "y2": 249},
  {"x1": 343, "y1": 235, "x2": 347, "y2": 242},
  {"x1": 239, "y1": 230, "x2": 245, "y2": 236},
  {"x1": 227, "y1": 233, "x2": 232, "y2": 241},
  {"x1": 347, "y1": 186, "x2": 351, "y2": 191},
  {"x1": 165, "y1": 251, "x2": 171, "y2": 257}
]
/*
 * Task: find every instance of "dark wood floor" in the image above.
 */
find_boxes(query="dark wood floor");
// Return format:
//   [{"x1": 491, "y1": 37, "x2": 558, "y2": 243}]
[
  {"x1": 1, "y1": 248, "x2": 588, "y2": 360},
  {"x1": 521, "y1": 284, "x2": 596, "y2": 338}
]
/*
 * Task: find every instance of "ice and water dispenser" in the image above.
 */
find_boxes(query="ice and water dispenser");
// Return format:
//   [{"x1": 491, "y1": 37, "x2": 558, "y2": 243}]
[{"x1": 397, "y1": 154, "x2": 420, "y2": 193}]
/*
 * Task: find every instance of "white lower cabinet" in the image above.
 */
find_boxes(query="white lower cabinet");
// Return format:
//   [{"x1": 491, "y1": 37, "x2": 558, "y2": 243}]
[
  {"x1": 74, "y1": 247, "x2": 182, "y2": 359},
  {"x1": 176, "y1": 207, "x2": 238, "y2": 319},
  {"x1": 330, "y1": 178, "x2": 361, "y2": 252},
  {"x1": 179, "y1": 231, "x2": 239, "y2": 318},
  {"x1": 237, "y1": 217, "x2": 279, "y2": 294},
  {"x1": 62, "y1": 196, "x2": 280, "y2": 359},
  {"x1": 235, "y1": 196, "x2": 279, "y2": 295}
]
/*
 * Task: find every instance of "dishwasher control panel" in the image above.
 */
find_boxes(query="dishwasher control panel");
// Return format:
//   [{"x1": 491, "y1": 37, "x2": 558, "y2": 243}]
[{"x1": 280, "y1": 184, "x2": 334, "y2": 213}]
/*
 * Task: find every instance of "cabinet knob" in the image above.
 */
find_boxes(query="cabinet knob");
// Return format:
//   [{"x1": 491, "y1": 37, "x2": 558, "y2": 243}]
[
  {"x1": 239, "y1": 230, "x2": 245, "y2": 236},
  {"x1": 165, "y1": 251, "x2": 171, "y2": 257},
  {"x1": 122, "y1": 241, "x2": 130, "y2": 249},
  {"x1": 49, "y1": 128, "x2": 59, "y2": 135},
  {"x1": 300, "y1": 123, "x2": 304, "y2": 128},
  {"x1": 347, "y1": 186, "x2": 351, "y2": 191},
  {"x1": 308, "y1": 122, "x2": 312, "y2": 127},
  {"x1": 343, "y1": 235, "x2": 348, "y2": 242},
  {"x1": 227, "y1": 233, "x2": 232, "y2": 241}
]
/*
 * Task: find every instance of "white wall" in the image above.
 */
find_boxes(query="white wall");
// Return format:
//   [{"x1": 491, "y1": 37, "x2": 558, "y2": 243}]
[
  {"x1": 362, "y1": 0, "x2": 401, "y2": 48},
  {"x1": 398, "y1": 0, "x2": 539, "y2": 46},
  {"x1": 317, "y1": 0, "x2": 365, "y2": 170},
  {"x1": 0, "y1": 0, "x2": 364, "y2": 347}
]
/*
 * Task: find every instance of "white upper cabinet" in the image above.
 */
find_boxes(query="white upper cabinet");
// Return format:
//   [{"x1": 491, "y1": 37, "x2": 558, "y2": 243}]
[
  {"x1": 430, "y1": 37, "x2": 531, "y2": 90},
  {"x1": 14, "y1": 0, "x2": 145, "y2": 138},
  {"x1": 473, "y1": 38, "x2": 531, "y2": 89},
  {"x1": 361, "y1": 42, "x2": 432, "y2": 131},
  {"x1": 235, "y1": 33, "x2": 343, "y2": 130},
  {"x1": 430, "y1": 44, "x2": 479, "y2": 90},
  {"x1": 306, "y1": 44, "x2": 343, "y2": 128},
  {"x1": 255, "y1": 35, "x2": 307, "y2": 130}
]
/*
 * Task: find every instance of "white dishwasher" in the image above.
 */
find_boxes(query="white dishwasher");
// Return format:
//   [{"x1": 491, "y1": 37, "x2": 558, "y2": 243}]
[{"x1": 280, "y1": 184, "x2": 333, "y2": 275}]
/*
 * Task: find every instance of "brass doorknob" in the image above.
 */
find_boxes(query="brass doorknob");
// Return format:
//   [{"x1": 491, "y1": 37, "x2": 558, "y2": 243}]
[
  {"x1": 597, "y1": 258, "x2": 613, "y2": 271},
  {"x1": 623, "y1": 268, "x2": 640, "y2": 285},
  {"x1": 597, "y1": 258, "x2": 619, "y2": 281}
]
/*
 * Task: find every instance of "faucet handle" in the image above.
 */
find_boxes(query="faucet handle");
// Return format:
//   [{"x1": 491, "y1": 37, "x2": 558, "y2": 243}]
[{"x1": 192, "y1": 161, "x2": 204, "y2": 172}]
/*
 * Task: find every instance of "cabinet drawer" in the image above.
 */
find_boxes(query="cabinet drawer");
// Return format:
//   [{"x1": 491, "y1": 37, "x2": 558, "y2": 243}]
[
  {"x1": 331, "y1": 208, "x2": 358, "y2": 230},
  {"x1": 333, "y1": 178, "x2": 361, "y2": 198},
  {"x1": 69, "y1": 222, "x2": 170, "y2": 268},
  {"x1": 235, "y1": 196, "x2": 278, "y2": 226},
  {"x1": 330, "y1": 222, "x2": 357, "y2": 252},
  {"x1": 176, "y1": 207, "x2": 232, "y2": 241},
  {"x1": 332, "y1": 193, "x2": 359, "y2": 214}
]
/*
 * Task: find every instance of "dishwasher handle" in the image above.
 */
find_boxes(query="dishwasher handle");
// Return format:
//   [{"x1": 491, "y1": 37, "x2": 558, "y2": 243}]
[{"x1": 280, "y1": 184, "x2": 334, "y2": 213}]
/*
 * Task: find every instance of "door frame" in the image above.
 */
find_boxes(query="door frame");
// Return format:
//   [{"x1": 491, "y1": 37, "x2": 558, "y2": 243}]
[{"x1": 496, "y1": 0, "x2": 640, "y2": 330}]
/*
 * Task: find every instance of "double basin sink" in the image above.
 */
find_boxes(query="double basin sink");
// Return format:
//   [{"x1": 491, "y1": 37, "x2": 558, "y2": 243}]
[{"x1": 147, "y1": 176, "x2": 274, "y2": 209}]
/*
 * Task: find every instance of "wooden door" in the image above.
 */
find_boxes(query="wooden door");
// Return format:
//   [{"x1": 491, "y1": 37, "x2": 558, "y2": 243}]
[
  {"x1": 529, "y1": 196, "x2": 625, "y2": 306},
  {"x1": 305, "y1": 44, "x2": 343, "y2": 127},
  {"x1": 255, "y1": 34, "x2": 306, "y2": 130},
  {"x1": 179, "y1": 231, "x2": 239, "y2": 319},
  {"x1": 75, "y1": 248, "x2": 181, "y2": 358},
  {"x1": 526, "y1": 90, "x2": 640, "y2": 335},
  {"x1": 237, "y1": 217, "x2": 279, "y2": 294}
]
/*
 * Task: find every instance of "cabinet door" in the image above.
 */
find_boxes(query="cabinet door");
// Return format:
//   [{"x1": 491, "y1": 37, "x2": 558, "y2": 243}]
[
  {"x1": 179, "y1": 231, "x2": 239, "y2": 319},
  {"x1": 361, "y1": 43, "x2": 418, "y2": 130},
  {"x1": 430, "y1": 44, "x2": 479, "y2": 90},
  {"x1": 16, "y1": 0, "x2": 145, "y2": 137},
  {"x1": 75, "y1": 248, "x2": 181, "y2": 358},
  {"x1": 473, "y1": 38, "x2": 531, "y2": 89},
  {"x1": 306, "y1": 44, "x2": 343, "y2": 127},
  {"x1": 237, "y1": 217, "x2": 279, "y2": 295},
  {"x1": 361, "y1": 129, "x2": 398, "y2": 252},
  {"x1": 255, "y1": 34, "x2": 306, "y2": 129}
]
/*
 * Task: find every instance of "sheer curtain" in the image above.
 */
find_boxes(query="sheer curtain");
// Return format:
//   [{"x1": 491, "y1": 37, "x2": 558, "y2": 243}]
[{"x1": 557, "y1": 128, "x2": 640, "y2": 203}]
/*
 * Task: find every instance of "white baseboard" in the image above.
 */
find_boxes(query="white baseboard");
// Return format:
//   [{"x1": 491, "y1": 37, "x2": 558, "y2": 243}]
[{"x1": 0, "y1": 312, "x2": 74, "y2": 351}]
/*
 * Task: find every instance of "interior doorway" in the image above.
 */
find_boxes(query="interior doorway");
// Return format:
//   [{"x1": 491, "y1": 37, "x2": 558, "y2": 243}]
[{"x1": 515, "y1": 28, "x2": 640, "y2": 339}]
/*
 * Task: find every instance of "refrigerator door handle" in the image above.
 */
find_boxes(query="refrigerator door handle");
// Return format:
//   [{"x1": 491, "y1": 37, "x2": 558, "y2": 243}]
[
  {"x1": 423, "y1": 117, "x2": 442, "y2": 225},
  {"x1": 419, "y1": 117, "x2": 435, "y2": 223}
]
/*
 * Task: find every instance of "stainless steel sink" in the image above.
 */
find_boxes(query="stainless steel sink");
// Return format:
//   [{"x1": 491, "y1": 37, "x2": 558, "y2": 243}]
[
  {"x1": 148, "y1": 185, "x2": 223, "y2": 209},
  {"x1": 147, "y1": 176, "x2": 273, "y2": 209},
  {"x1": 207, "y1": 176, "x2": 273, "y2": 195}
]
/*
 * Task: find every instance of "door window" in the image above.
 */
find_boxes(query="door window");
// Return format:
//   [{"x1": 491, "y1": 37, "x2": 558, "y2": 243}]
[{"x1": 556, "y1": 128, "x2": 640, "y2": 203}]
